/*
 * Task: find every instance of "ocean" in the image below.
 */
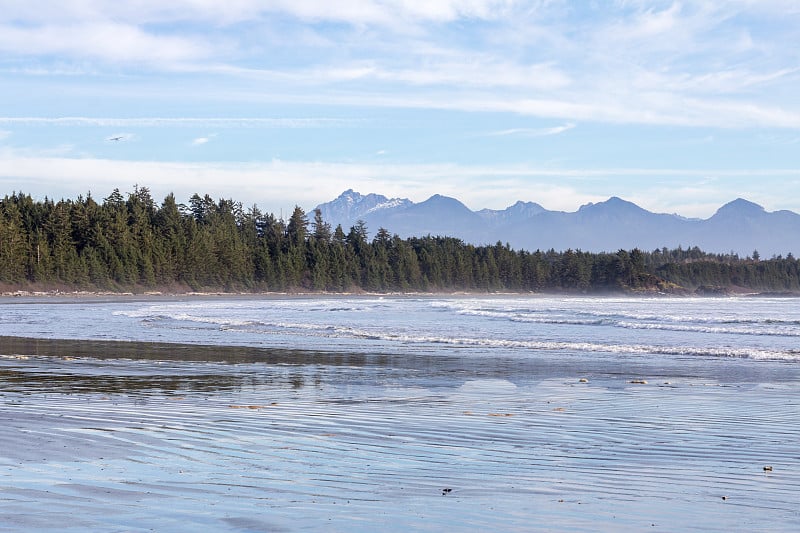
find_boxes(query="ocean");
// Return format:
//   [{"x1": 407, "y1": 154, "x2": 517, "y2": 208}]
[{"x1": 1, "y1": 295, "x2": 799, "y2": 531}]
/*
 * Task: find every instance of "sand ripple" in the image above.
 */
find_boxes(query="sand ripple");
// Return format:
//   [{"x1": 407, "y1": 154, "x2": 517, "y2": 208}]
[{"x1": 2, "y1": 344, "x2": 799, "y2": 531}]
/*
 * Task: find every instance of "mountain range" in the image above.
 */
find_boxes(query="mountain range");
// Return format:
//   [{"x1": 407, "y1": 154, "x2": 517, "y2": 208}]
[{"x1": 313, "y1": 190, "x2": 800, "y2": 256}]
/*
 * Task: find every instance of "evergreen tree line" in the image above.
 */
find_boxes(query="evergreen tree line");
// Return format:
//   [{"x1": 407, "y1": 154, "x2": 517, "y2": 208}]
[{"x1": 1, "y1": 187, "x2": 799, "y2": 293}]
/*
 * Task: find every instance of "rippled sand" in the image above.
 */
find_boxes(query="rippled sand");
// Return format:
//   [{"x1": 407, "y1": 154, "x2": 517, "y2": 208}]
[{"x1": 1, "y1": 336, "x2": 799, "y2": 531}]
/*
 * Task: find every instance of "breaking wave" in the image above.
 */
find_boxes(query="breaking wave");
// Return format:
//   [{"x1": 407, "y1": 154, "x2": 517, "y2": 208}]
[{"x1": 109, "y1": 305, "x2": 800, "y2": 362}]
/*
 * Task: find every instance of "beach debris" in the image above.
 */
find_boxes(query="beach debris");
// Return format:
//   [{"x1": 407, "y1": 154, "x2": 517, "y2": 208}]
[
  {"x1": 552, "y1": 407, "x2": 566, "y2": 412},
  {"x1": 463, "y1": 411, "x2": 473, "y2": 415},
  {"x1": 442, "y1": 488, "x2": 452, "y2": 496},
  {"x1": 763, "y1": 465, "x2": 773, "y2": 472},
  {"x1": 579, "y1": 378, "x2": 589, "y2": 383},
  {"x1": 721, "y1": 496, "x2": 728, "y2": 501},
  {"x1": 488, "y1": 413, "x2": 514, "y2": 417},
  {"x1": 629, "y1": 379, "x2": 648, "y2": 384}
]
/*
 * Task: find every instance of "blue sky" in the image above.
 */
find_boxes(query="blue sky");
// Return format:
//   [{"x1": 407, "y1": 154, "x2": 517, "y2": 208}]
[{"x1": 1, "y1": 0, "x2": 799, "y2": 218}]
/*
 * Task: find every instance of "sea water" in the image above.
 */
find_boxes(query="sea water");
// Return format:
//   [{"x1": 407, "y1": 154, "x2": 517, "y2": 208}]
[
  {"x1": 1, "y1": 296, "x2": 799, "y2": 531},
  {"x1": 4, "y1": 295, "x2": 800, "y2": 361}
]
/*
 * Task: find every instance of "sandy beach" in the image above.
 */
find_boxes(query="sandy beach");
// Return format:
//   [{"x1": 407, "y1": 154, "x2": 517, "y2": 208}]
[{"x1": 2, "y1": 331, "x2": 799, "y2": 532}]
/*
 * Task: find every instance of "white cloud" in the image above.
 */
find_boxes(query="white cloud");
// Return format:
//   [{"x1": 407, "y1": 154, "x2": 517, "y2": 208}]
[
  {"x1": 260, "y1": 90, "x2": 800, "y2": 129},
  {"x1": 207, "y1": 57, "x2": 572, "y2": 91},
  {"x1": 4, "y1": 64, "x2": 100, "y2": 76},
  {"x1": 627, "y1": 67, "x2": 800, "y2": 96},
  {"x1": 0, "y1": 0, "x2": 526, "y2": 27},
  {"x1": 363, "y1": 60, "x2": 572, "y2": 90},
  {"x1": 0, "y1": 1, "x2": 262, "y2": 26},
  {"x1": 2, "y1": 149, "x2": 799, "y2": 217},
  {"x1": 6, "y1": 100, "x2": 795, "y2": 131},
  {"x1": 0, "y1": 23, "x2": 211, "y2": 65},
  {"x1": 1, "y1": 1, "x2": 799, "y2": 131},
  {"x1": 191, "y1": 133, "x2": 216, "y2": 145},
  {"x1": 239, "y1": 0, "x2": 524, "y2": 25},
  {"x1": 487, "y1": 123, "x2": 575, "y2": 137},
  {"x1": 0, "y1": 117, "x2": 357, "y2": 128},
  {"x1": 541, "y1": 123, "x2": 576, "y2": 136},
  {"x1": 0, "y1": 130, "x2": 10, "y2": 141},
  {"x1": 621, "y1": 2, "x2": 683, "y2": 39}
]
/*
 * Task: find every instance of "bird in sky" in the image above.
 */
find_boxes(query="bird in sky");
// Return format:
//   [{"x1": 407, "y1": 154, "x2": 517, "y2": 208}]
[{"x1": 107, "y1": 135, "x2": 124, "y2": 141}]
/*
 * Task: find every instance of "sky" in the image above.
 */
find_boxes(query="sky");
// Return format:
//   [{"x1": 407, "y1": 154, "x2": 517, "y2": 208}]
[{"x1": 1, "y1": 0, "x2": 799, "y2": 218}]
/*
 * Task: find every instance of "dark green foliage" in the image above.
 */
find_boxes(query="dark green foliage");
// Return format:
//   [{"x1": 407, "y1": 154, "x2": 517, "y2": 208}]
[{"x1": 1, "y1": 188, "x2": 799, "y2": 294}]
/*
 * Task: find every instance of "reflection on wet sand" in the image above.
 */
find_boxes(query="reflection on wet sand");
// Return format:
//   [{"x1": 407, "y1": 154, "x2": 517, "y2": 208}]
[
  {"x1": 0, "y1": 335, "x2": 407, "y2": 394},
  {"x1": 0, "y1": 367, "x2": 246, "y2": 394},
  {"x1": 0, "y1": 334, "x2": 381, "y2": 366},
  {"x1": 0, "y1": 334, "x2": 594, "y2": 397}
]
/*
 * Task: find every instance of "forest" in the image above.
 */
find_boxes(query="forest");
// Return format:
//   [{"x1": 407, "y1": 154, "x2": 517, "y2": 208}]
[{"x1": 1, "y1": 187, "x2": 799, "y2": 295}]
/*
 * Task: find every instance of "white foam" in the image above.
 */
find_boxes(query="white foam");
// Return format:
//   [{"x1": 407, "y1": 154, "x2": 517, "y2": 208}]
[{"x1": 107, "y1": 297, "x2": 800, "y2": 362}]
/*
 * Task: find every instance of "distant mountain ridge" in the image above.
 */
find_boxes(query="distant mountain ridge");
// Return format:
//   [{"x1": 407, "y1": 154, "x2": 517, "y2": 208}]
[
  {"x1": 313, "y1": 191, "x2": 800, "y2": 256},
  {"x1": 316, "y1": 189, "x2": 413, "y2": 228}
]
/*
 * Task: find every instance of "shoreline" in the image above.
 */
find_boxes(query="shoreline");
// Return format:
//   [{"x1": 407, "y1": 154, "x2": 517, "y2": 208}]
[{"x1": 1, "y1": 287, "x2": 796, "y2": 301}]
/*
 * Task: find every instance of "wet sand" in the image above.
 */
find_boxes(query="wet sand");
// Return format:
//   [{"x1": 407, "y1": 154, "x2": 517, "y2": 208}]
[{"x1": 2, "y1": 337, "x2": 799, "y2": 531}]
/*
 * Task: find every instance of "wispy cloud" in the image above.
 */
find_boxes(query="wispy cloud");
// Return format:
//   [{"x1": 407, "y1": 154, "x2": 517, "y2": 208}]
[
  {"x1": 0, "y1": 22, "x2": 211, "y2": 65},
  {"x1": 0, "y1": 130, "x2": 10, "y2": 141},
  {"x1": 363, "y1": 92, "x2": 800, "y2": 128},
  {"x1": 0, "y1": 117, "x2": 359, "y2": 128},
  {"x1": 2, "y1": 2, "x2": 799, "y2": 130},
  {"x1": 486, "y1": 123, "x2": 575, "y2": 137},
  {"x1": 191, "y1": 134, "x2": 217, "y2": 146},
  {"x1": 363, "y1": 60, "x2": 572, "y2": 90},
  {"x1": 2, "y1": 149, "x2": 799, "y2": 217},
  {"x1": 0, "y1": 1, "x2": 525, "y2": 27}
]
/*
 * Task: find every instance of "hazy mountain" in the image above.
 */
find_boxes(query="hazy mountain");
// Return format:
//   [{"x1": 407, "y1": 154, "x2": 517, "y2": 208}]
[
  {"x1": 364, "y1": 194, "x2": 487, "y2": 242},
  {"x1": 476, "y1": 201, "x2": 547, "y2": 225},
  {"x1": 693, "y1": 198, "x2": 800, "y2": 255},
  {"x1": 314, "y1": 192, "x2": 800, "y2": 256},
  {"x1": 501, "y1": 197, "x2": 692, "y2": 252}
]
